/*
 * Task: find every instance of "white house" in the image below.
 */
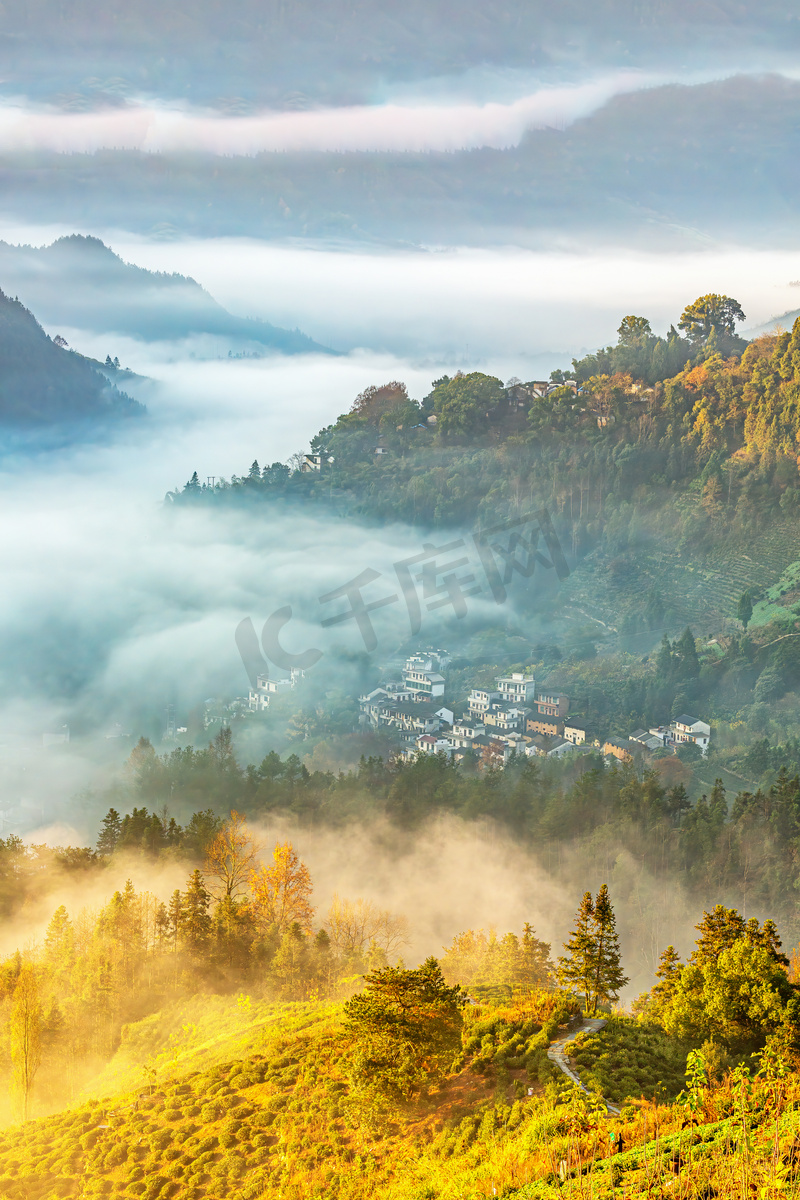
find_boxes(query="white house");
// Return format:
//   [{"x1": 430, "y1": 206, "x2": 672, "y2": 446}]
[
  {"x1": 404, "y1": 668, "x2": 445, "y2": 699},
  {"x1": 449, "y1": 720, "x2": 486, "y2": 748},
  {"x1": 414, "y1": 733, "x2": 453, "y2": 756},
  {"x1": 671, "y1": 715, "x2": 711, "y2": 755},
  {"x1": 629, "y1": 729, "x2": 664, "y2": 752},
  {"x1": 402, "y1": 650, "x2": 449, "y2": 699},
  {"x1": 563, "y1": 724, "x2": 586, "y2": 745},
  {"x1": 496, "y1": 672, "x2": 536, "y2": 704},
  {"x1": 248, "y1": 672, "x2": 300, "y2": 711},
  {"x1": 483, "y1": 704, "x2": 530, "y2": 734},
  {"x1": 468, "y1": 688, "x2": 501, "y2": 717},
  {"x1": 547, "y1": 737, "x2": 576, "y2": 759}
]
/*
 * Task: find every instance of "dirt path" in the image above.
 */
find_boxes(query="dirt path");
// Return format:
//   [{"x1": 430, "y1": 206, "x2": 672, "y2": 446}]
[{"x1": 546, "y1": 1017, "x2": 621, "y2": 1115}]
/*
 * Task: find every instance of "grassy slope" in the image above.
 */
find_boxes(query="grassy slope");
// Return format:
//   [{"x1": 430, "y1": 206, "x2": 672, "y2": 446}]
[
  {"x1": 0, "y1": 993, "x2": 571, "y2": 1200},
  {"x1": 0, "y1": 997, "x2": 797, "y2": 1200}
]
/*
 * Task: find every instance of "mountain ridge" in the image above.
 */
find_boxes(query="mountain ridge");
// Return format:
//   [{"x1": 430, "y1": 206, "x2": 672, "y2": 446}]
[{"x1": 0, "y1": 235, "x2": 335, "y2": 353}]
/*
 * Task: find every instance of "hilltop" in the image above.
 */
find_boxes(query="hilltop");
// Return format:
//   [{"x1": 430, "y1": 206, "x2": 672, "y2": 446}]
[{"x1": 0, "y1": 236, "x2": 333, "y2": 354}]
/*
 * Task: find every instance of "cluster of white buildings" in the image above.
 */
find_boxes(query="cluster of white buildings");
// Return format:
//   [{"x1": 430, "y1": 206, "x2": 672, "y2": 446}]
[{"x1": 360, "y1": 658, "x2": 712, "y2": 768}]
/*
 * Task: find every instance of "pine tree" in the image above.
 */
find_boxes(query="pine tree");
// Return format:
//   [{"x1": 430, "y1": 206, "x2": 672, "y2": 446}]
[
  {"x1": 737, "y1": 591, "x2": 753, "y2": 630},
  {"x1": 557, "y1": 891, "x2": 597, "y2": 1010},
  {"x1": 653, "y1": 946, "x2": 682, "y2": 997},
  {"x1": 43, "y1": 906, "x2": 74, "y2": 976},
  {"x1": 591, "y1": 885, "x2": 628, "y2": 1013},
  {"x1": 167, "y1": 890, "x2": 183, "y2": 950},
  {"x1": 674, "y1": 627, "x2": 700, "y2": 680},
  {"x1": 558, "y1": 888, "x2": 628, "y2": 1014},
  {"x1": 692, "y1": 905, "x2": 746, "y2": 966},
  {"x1": 182, "y1": 870, "x2": 212, "y2": 958},
  {"x1": 655, "y1": 633, "x2": 673, "y2": 682},
  {"x1": 519, "y1": 922, "x2": 552, "y2": 989},
  {"x1": 96, "y1": 808, "x2": 122, "y2": 856}
]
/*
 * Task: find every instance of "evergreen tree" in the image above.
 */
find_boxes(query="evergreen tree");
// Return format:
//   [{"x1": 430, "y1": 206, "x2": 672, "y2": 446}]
[
  {"x1": 519, "y1": 922, "x2": 552, "y2": 989},
  {"x1": 674, "y1": 627, "x2": 700, "y2": 680},
  {"x1": 591, "y1": 885, "x2": 628, "y2": 1013},
  {"x1": 692, "y1": 905, "x2": 746, "y2": 966},
  {"x1": 182, "y1": 870, "x2": 212, "y2": 957},
  {"x1": 737, "y1": 590, "x2": 753, "y2": 630},
  {"x1": 96, "y1": 809, "x2": 122, "y2": 856},
  {"x1": 557, "y1": 891, "x2": 597, "y2": 1010},
  {"x1": 655, "y1": 633, "x2": 673, "y2": 681},
  {"x1": 558, "y1": 888, "x2": 628, "y2": 1014},
  {"x1": 343, "y1": 958, "x2": 465, "y2": 1105},
  {"x1": 167, "y1": 889, "x2": 183, "y2": 950},
  {"x1": 654, "y1": 945, "x2": 682, "y2": 995},
  {"x1": 43, "y1": 906, "x2": 74, "y2": 975},
  {"x1": 270, "y1": 923, "x2": 309, "y2": 998}
]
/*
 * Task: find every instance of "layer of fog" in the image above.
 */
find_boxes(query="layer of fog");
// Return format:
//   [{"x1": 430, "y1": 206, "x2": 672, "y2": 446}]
[
  {"x1": 7, "y1": 812, "x2": 696, "y2": 1000},
  {"x1": 0, "y1": 73, "x2": 658, "y2": 155},
  {"x1": 3, "y1": 221, "x2": 800, "y2": 357},
  {"x1": 0, "y1": 331, "x2": 549, "y2": 833},
  {"x1": 0, "y1": 67, "x2": 798, "y2": 156},
  {"x1": 1, "y1": 225, "x2": 797, "y2": 828},
  {"x1": 106, "y1": 237, "x2": 800, "y2": 357}
]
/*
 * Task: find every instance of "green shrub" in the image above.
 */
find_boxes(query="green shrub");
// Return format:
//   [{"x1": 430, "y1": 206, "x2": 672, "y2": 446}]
[
  {"x1": 200, "y1": 1101, "x2": 225, "y2": 1122},
  {"x1": 218, "y1": 1118, "x2": 239, "y2": 1149},
  {"x1": 150, "y1": 1131, "x2": 173, "y2": 1154}
]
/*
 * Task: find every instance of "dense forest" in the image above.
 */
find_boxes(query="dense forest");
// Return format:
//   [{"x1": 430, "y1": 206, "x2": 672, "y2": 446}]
[
  {"x1": 3, "y1": 727, "x2": 799, "y2": 979},
  {"x1": 174, "y1": 296, "x2": 800, "y2": 561}
]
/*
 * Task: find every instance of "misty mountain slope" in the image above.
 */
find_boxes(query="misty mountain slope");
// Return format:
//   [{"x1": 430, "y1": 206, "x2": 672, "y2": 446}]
[
  {"x1": 747, "y1": 306, "x2": 800, "y2": 336},
  {"x1": 2, "y1": 75, "x2": 799, "y2": 247},
  {"x1": 0, "y1": 236, "x2": 334, "y2": 352},
  {"x1": 0, "y1": 288, "x2": 144, "y2": 424}
]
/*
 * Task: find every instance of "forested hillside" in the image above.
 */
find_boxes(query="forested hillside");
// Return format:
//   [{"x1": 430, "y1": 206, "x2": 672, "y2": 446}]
[
  {"x1": 179, "y1": 297, "x2": 797, "y2": 538},
  {"x1": 0, "y1": 289, "x2": 143, "y2": 424},
  {"x1": 171, "y1": 299, "x2": 800, "y2": 625}
]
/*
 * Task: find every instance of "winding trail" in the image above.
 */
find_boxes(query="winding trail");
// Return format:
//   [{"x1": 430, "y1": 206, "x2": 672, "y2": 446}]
[{"x1": 546, "y1": 1017, "x2": 621, "y2": 1115}]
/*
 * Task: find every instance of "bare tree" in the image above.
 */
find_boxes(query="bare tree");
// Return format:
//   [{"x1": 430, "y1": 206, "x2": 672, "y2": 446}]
[{"x1": 325, "y1": 894, "x2": 410, "y2": 960}]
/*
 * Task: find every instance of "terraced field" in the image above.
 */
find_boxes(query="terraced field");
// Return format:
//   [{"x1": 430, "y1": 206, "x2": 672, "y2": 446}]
[{"x1": 562, "y1": 519, "x2": 800, "y2": 639}]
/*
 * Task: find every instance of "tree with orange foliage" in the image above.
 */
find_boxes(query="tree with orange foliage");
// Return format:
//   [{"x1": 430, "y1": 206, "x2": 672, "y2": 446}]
[
  {"x1": 204, "y1": 810, "x2": 261, "y2": 898},
  {"x1": 350, "y1": 381, "x2": 410, "y2": 425},
  {"x1": 250, "y1": 841, "x2": 314, "y2": 934}
]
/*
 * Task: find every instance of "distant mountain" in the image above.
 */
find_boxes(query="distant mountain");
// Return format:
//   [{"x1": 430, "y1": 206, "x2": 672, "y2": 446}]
[
  {"x1": 2, "y1": 76, "x2": 800, "y2": 251},
  {"x1": 0, "y1": 236, "x2": 333, "y2": 353},
  {"x1": 745, "y1": 308, "x2": 800, "y2": 337},
  {"x1": 0, "y1": 289, "x2": 144, "y2": 424}
]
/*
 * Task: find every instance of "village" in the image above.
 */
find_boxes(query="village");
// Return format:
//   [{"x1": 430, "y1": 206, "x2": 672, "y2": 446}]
[{"x1": 242, "y1": 648, "x2": 711, "y2": 770}]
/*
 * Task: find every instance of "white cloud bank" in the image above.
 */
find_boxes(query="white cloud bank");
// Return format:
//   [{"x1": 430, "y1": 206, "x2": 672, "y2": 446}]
[{"x1": 0, "y1": 73, "x2": 661, "y2": 156}]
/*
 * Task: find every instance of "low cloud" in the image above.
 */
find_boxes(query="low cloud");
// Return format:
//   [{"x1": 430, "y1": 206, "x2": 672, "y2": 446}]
[{"x1": 0, "y1": 73, "x2": 673, "y2": 156}]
